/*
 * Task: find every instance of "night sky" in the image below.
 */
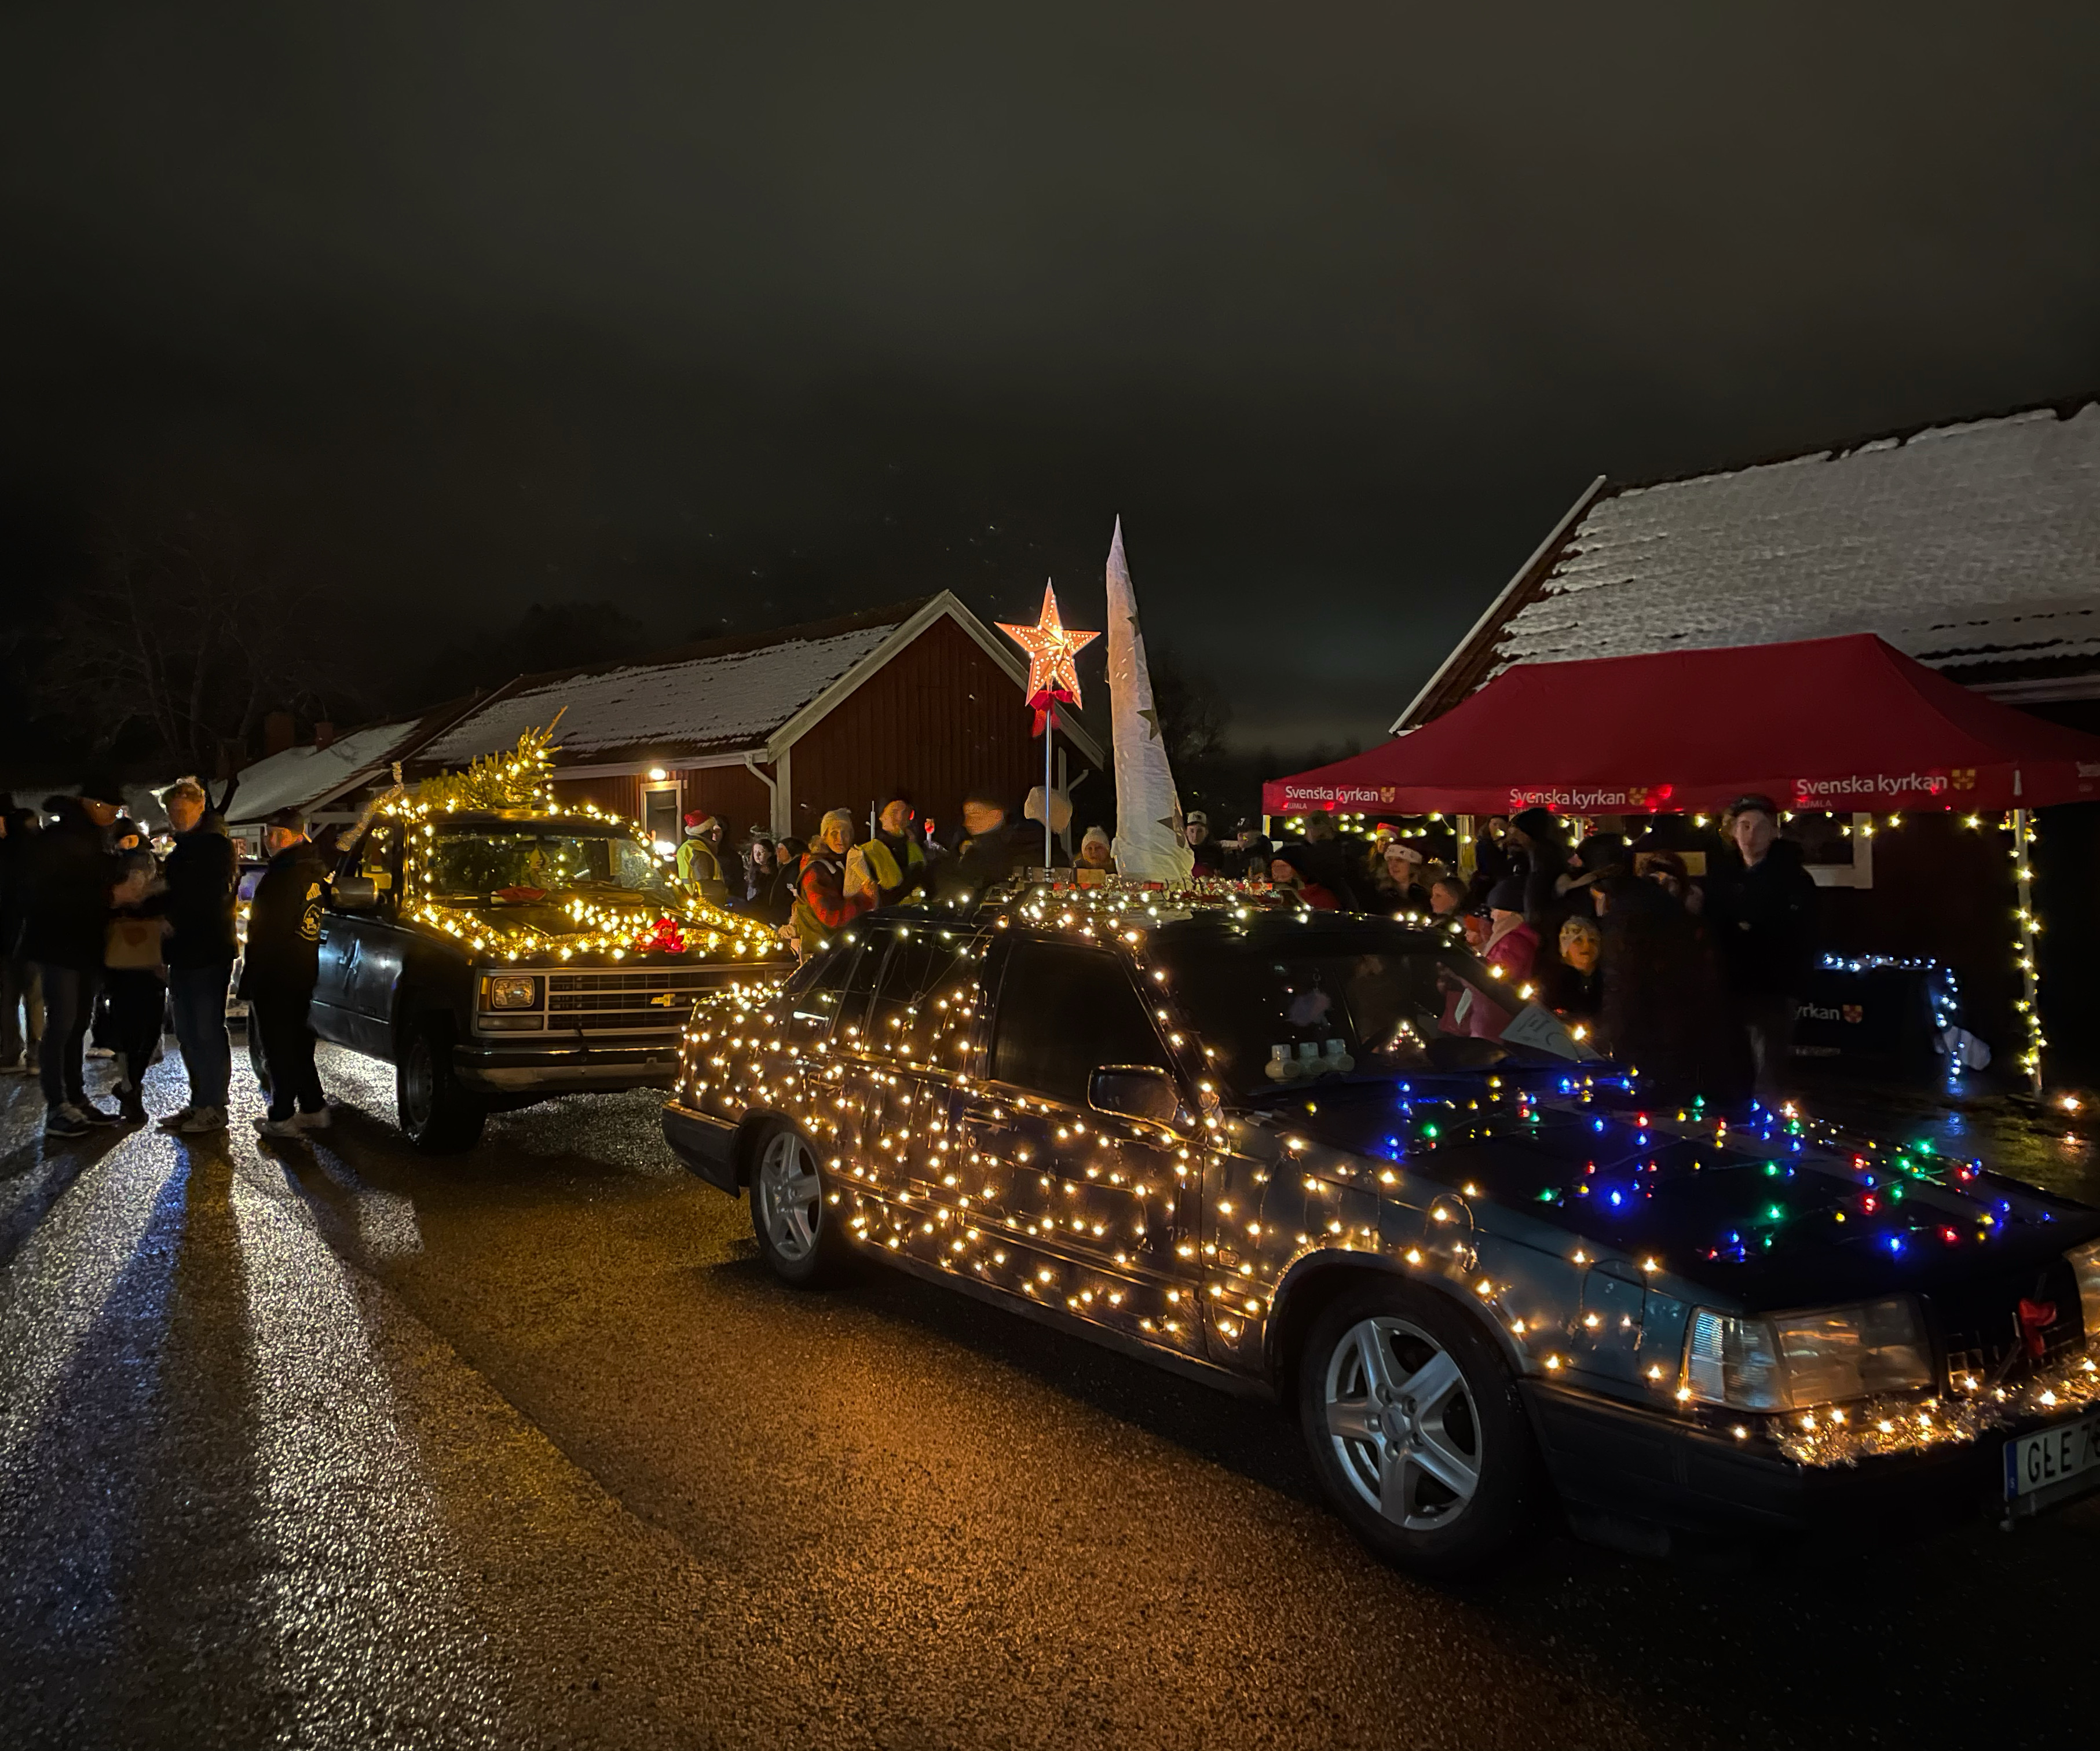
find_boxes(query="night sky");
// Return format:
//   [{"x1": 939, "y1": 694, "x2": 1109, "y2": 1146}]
[{"x1": 5, "y1": 5, "x2": 2098, "y2": 757}]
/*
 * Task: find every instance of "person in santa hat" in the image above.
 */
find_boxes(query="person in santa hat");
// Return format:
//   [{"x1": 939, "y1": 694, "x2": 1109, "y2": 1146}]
[{"x1": 676, "y1": 812, "x2": 730, "y2": 903}]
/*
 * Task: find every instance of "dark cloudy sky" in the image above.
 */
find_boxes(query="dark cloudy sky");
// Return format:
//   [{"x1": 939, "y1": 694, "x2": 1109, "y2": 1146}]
[{"x1": 5, "y1": 3, "x2": 2097, "y2": 752}]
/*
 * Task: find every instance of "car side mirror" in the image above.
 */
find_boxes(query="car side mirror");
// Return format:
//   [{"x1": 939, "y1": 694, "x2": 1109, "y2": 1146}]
[
  {"x1": 1089, "y1": 1064, "x2": 1181, "y2": 1127},
  {"x1": 332, "y1": 876, "x2": 382, "y2": 913}
]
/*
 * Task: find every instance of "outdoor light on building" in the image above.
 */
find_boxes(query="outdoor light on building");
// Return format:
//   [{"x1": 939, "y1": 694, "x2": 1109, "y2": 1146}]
[{"x1": 648, "y1": 765, "x2": 668, "y2": 781}]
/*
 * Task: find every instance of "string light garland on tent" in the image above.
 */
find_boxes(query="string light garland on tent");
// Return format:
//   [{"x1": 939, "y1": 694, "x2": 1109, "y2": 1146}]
[{"x1": 381, "y1": 721, "x2": 782, "y2": 963}]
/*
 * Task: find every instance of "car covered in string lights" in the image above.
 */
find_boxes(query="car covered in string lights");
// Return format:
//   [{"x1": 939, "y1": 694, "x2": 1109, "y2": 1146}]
[
  {"x1": 661, "y1": 885, "x2": 2100, "y2": 1574},
  {"x1": 302, "y1": 725, "x2": 788, "y2": 1151}
]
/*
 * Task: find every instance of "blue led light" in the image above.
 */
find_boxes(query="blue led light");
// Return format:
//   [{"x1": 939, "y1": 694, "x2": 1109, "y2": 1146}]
[{"x1": 1887, "y1": 1236, "x2": 1904, "y2": 1253}]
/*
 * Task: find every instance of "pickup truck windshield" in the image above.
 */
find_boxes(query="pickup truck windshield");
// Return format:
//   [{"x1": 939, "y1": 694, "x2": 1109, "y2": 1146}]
[
  {"x1": 425, "y1": 829, "x2": 680, "y2": 904},
  {"x1": 1153, "y1": 922, "x2": 1589, "y2": 1096}
]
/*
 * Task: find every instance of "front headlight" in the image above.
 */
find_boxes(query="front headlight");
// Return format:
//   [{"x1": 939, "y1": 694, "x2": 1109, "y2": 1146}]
[
  {"x1": 2069, "y1": 1238, "x2": 2100, "y2": 1338},
  {"x1": 484, "y1": 975, "x2": 540, "y2": 1010},
  {"x1": 1683, "y1": 1297, "x2": 1933, "y2": 1412}
]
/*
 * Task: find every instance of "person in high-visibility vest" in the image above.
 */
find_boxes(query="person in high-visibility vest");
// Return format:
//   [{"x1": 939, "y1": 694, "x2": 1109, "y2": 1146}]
[{"x1": 676, "y1": 814, "x2": 730, "y2": 904}]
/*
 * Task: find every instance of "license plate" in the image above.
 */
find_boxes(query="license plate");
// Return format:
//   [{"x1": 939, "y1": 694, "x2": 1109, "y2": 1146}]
[{"x1": 2004, "y1": 1413, "x2": 2100, "y2": 1501}]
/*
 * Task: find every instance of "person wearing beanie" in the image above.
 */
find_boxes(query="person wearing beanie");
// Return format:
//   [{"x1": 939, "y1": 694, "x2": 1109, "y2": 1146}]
[
  {"x1": 676, "y1": 812, "x2": 730, "y2": 904},
  {"x1": 1269, "y1": 843, "x2": 1341, "y2": 910},
  {"x1": 791, "y1": 807, "x2": 877, "y2": 955},
  {"x1": 1077, "y1": 826, "x2": 1115, "y2": 870},
  {"x1": 1481, "y1": 874, "x2": 1540, "y2": 984},
  {"x1": 21, "y1": 776, "x2": 126, "y2": 1136}
]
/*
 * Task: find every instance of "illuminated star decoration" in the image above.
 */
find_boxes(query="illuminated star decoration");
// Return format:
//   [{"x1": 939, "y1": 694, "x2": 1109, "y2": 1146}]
[{"x1": 998, "y1": 583, "x2": 1097, "y2": 720}]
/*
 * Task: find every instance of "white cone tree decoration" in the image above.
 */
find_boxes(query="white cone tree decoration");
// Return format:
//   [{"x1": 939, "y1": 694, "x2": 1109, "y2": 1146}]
[{"x1": 1104, "y1": 517, "x2": 1194, "y2": 884}]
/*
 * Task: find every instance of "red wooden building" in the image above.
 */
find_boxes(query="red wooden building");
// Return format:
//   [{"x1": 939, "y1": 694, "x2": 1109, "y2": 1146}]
[{"x1": 416, "y1": 593, "x2": 1106, "y2": 847}]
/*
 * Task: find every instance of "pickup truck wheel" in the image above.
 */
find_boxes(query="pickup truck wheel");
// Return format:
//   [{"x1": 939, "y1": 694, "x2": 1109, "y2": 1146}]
[
  {"x1": 1298, "y1": 1280, "x2": 1539, "y2": 1578},
  {"x1": 396, "y1": 1017, "x2": 486, "y2": 1153},
  {"x1": 748, "y1": 1119, "x2": 847, "y2": 1286}
]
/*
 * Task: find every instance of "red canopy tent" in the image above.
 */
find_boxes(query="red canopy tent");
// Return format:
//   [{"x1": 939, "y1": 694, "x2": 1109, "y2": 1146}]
[{"x1": 1264, "y1": 633, "x2": 2100, "y2": 817}]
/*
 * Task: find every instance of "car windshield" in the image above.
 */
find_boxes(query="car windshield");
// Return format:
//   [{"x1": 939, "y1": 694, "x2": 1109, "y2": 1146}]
[
  {"x1": 423, "y1": 828, "x2": 679, "y2": 904},
  {"x1": 1154, "y1": 919, "x2": 1592, "y2": 1097}
]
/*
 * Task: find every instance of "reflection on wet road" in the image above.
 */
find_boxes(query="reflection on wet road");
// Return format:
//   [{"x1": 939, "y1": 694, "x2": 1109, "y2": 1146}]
[{"x1": 3, "y1": 1044, "x2": 2095, "y2": 1749}]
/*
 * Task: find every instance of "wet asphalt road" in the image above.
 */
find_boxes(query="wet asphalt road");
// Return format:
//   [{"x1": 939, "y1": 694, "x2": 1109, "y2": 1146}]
[{"x1": 3, "y1": 1043, "x2": 2098, "y2": 1751}]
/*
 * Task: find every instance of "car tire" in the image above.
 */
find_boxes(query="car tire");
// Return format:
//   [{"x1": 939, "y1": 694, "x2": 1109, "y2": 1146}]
[
  {"x1": 1297, "y1": 1278, "x2": 1539, "y2": 1578},
  {"x1": 747, "y1": 1118, "x2": 848, "y2": 1287},
  {"x1": 396, "y1": 1015, "x2": 486, "y2": 1153}
]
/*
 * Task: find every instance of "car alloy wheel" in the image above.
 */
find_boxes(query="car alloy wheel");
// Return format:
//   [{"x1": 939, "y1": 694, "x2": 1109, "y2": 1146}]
[
  {"x1": 753, "y1": 1128, "x2": 823, "y2": 1263},
  {"x1": 1323, "y1": 1314, "x2": 1483, "y2": 1532}
]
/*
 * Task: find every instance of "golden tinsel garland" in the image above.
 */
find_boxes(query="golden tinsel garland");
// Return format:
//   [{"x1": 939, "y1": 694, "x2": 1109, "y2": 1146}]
[{"x1": 407, "y1": 713, "x2": 564, "y2": 815}]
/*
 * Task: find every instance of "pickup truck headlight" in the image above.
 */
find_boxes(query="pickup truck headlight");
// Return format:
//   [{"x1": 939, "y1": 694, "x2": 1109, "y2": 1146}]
[
  {"x1": 483, "y1": 975, "x2": 541, "y2": 1010},
  {"x1": 1683, "y1": 1297, "x2": 1932, "y2": 1413},
  {"x1": 2069, "y1": 1238, "x2": 2100, "y2": 1338}
]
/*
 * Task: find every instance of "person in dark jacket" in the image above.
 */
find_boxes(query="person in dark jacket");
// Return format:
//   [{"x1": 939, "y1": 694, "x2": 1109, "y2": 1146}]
[
  {"x1": 932, "y1": 792, "x2": 1016, "y2": 905},
  {"x1": 1270, "y1": 843, "x2": 1342, "y2": 910},
  {"x1": 1545, "y1": 915, "x2": 1604, "y2": 1028},
  {"x1": 1297, "y1": 813, "x2": 1364, "y2": 910},
  {"x1": 23, "y1": 781, "x2": 127, "y2": 1135},
  {"x1": 152, "y1": 777, "x2": 240, "y2": 1134},
  {"x1": 748, "y1": 836, "x2": 799, "y2": 924},
  {"x1": 0, "y1": 800, "x2": 42, "y2": 1072},
  {"x1": 1704, "y1": 794, "x2": 1819, "y2": 1104},
  {"x1": 1183, "y1": 811, "x2": 1224, "y2": 877},
  {"x1": 1596, "y1": 874, "x2": 1752, "y2": 1107},
  {"x1": 239, "y1": 807, "x2": 332, "y2": 1138}
]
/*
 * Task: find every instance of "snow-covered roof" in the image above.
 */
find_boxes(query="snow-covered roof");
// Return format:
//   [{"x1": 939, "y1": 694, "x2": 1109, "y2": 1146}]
[
  {"x1": 422, "y1": 600, "x2": 926, "y2": 766},
  {"x1": 223, "y1": 718, "x2": 425, "y2": 823},
  {"x1": 1403, "y1": 398, "x2": 2100, "y2": 726}
]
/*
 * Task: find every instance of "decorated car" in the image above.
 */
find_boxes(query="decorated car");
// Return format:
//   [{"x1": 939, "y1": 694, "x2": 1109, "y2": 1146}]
[
  {"x1": 308, "y1": 725, "x2": 789, "y2": 1150},
  {"x1": 661, "y1": 883, "x2": 2100, "y2": 1574}
]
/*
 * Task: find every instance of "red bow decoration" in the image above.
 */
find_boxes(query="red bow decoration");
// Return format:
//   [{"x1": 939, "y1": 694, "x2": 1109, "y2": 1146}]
[
  {"x1": 2017, "y1": 1296, "x2": 2057, "y2": 1358},
  {"x1": 634, "y1": 914, "x2": 689, "y2": 955},
  {"x1": 495, "y1": 885, "x2": 547, "y2": 904},
  {"x1": 1027, "y1": 689, "x2": 1073, "y2": 738}
]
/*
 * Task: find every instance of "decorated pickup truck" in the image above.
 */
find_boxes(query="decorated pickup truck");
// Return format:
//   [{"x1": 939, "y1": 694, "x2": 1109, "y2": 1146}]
[{"x1": 302, "y1": 726, "x2": 789, "y2": 1150}]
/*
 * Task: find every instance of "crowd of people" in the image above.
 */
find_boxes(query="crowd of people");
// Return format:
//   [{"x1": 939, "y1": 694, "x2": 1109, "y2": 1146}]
[
  {"x1": 0, "y1": 768, "x2": 1819, "y2": 1138},
  {"x1": 675, "y1": 790, "x2": 1029, "y2": 954},
  {"x1": 0, "y1": 775, "x2": 372, "y2": 1142},
  {"x1": 1256, "y1": 798, "x2": 1819, "y2": 1105}
]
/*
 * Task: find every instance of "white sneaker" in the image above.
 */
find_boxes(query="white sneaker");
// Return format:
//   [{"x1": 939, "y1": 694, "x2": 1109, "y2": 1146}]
[
  {"x1": 178, "y1": 1107, "x2": 228, "y2": 1135},
  {"x1": 252, "y1": 1114, "x2": 305, "y2": 1140},
  {"x1": 157, "y1": 1107, "x2": 197, "y2": 1133},
  {"x1": 291, "y1": 1105, "x2": 333, "y2": 1132}
]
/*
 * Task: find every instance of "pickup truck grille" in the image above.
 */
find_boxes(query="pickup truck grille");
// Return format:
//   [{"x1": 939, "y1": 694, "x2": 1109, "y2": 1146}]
[{"x1": 544, "y1": 966, "x2": 726, "y2": 1033}]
